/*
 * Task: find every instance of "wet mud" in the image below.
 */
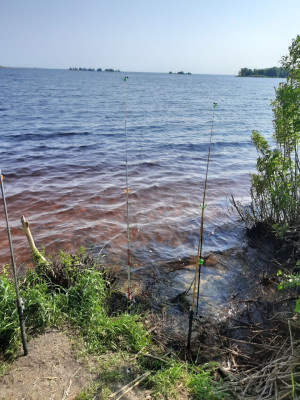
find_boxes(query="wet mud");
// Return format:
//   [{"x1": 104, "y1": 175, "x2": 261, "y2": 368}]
[{"x1": 112, "y1": 241, "x2": 297, "y2": 363}]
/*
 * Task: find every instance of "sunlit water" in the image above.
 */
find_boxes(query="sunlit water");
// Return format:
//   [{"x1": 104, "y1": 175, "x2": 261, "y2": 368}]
[{"x1": 0, "y1": 69, "x2": 282, "y2": 267}]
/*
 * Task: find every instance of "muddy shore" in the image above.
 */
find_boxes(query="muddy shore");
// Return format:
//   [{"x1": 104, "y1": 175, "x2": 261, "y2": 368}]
[{"x1": 113, "y1": 237, "x2": 298, "y2": 358}]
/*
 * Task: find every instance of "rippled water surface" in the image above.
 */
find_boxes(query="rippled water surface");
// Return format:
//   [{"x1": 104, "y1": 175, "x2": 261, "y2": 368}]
[{"x1": 0, "y1": 69, "x2": 282, "y2": 266}]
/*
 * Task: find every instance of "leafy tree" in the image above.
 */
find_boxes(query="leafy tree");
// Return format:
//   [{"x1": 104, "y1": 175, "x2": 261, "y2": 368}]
[
  {"x1": 247, "y1": 36, "x2": 300, "y2": 314},
  {"x1": 238, "y1": 67, "x2": 251, "y2": 76},
  {"x1": 249, "y1": 35, "x2": 300, "y2": 231},
  {"x1": 238, "y1": 66, "x2": 288, "y2": 77}
]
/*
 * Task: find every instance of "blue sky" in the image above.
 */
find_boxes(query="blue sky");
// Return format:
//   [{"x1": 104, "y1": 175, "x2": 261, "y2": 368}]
[{"x1": 1, "y1": 0, "x2": 299, "y2": 74}]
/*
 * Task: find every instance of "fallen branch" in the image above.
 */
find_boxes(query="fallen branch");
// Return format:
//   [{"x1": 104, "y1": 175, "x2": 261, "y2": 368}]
[
  {"x1": 108, "y1": 371, "x2": 151, "y2": 399},
  {"x1": 20, "y1": 215, "x2": 48, "y2": 266},
  {"x1": 143, "y1": 352, "x2": 169, "y2": 364},
  {"x1": 62, "y1": 379, "x2": 72, "y2": 400},
  {"x1": 217, "y1": 335, "x2": 280, "y2": 350}
]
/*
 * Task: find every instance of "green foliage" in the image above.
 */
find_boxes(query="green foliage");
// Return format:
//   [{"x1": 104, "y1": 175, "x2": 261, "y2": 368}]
[
  {"x1": 0, "y1": 266, "x2": 20, "y2": 357},
  {"x1": 244, "y1": 36, "x2": 300, "y2": 319},
  {"x1": 277, "y1": 266, "x2": 300, "y2": 312},
  {"x1": 0, "y1": 363, "x2": 8, "y2": 377},
  {"x1": 32, "y1": 249, "x2": 47, "y2": 268},
  {"x1": 22, "y1": 270, "x2": 64, "y2": 331},
  {"x1": 149, "y1": 361, "x2": 186, "y2": 399},
  {"x1": 82, "y1": 312, "x2": 150, "y2": 354},
  {"x1": 148, "y1": 361, "x2": 229, "y2": 400},
  {"x1": 277, "y1": 269, "x2": 300, "y2": 289},
  {"x1": 295, "y1": 298, "x2": 300, "y2": 312},
  {"x1": 0, "y1": 249, "x2": 149, "y2": 359},
  {"x1": 250, "y1": 129, "x2": 297, "y2": 225},
  {"x1": 57, "y1": 246, "x2": 86, "y2": 268},
  {"x1": 74, "y1": 383, "x2": 100, "y2": 400},
  {"x1": 238, "y1": 66, "x2": 288, "y2": 78},
  {"x1": 187, "y1": 368, "x2": 226, "y2": 400},
  {"x1": 249, "y1": 36, "x2": 300, "y2": 229}
]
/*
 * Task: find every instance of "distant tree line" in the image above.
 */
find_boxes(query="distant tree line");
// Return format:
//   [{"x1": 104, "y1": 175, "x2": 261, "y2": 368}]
[
  {"x1": 69, "y1": 67, "x2": 120, "y2": 72},
  {"x1": 238, "y1": 67, "x2": 288, "y2": 78}
]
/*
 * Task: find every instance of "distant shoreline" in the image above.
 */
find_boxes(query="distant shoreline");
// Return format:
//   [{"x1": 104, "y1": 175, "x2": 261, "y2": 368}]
[
  {"x1": 1, "y1": 66, "x2": 236, "y2": 75},
  {"x1": 237, "y1": 66, "x2": 287, "y2": 78},
  {"x1": 235, "y1": 75, "x2": 283, "y2": 78}
]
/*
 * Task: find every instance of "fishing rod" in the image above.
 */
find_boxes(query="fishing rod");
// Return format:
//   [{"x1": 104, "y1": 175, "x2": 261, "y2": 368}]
[
  {"x1": 196, "y1": 102, "x2": 217, "y2": 311},
  {"x1": 187, "y1": 102, "x2": 217, "y2": 350},
  {"x1": 123, "y1": 76, "x2": 132, "y2": 302},
  {"x1": 0, "y1": 172, "x2": 28, "y2": 356}
]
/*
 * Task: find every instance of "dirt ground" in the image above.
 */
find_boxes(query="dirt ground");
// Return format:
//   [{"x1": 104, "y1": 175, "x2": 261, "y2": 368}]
[
  {"x1": 0, "y1": 330, "x2": 154, "y2": 400},
  {"x1": 0, "y1": 330, "x2": 94, "y2": 400}
]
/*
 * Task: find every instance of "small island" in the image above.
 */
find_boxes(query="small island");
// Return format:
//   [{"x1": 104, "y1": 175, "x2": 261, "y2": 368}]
[
  {"x1": 238, "y1": 66, "x2": 288, "y2": 78},
  {"x1": 104, "y1": 68, "x2": 121, "y2": 72},
  {"x1": 168, "y1": 71, "x2": 192, "y2": 75}
]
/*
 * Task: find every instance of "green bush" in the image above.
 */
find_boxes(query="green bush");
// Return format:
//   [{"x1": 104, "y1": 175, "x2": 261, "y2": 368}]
[
  {"x1": 0, "y1": 250, "x2": 150, "y2": 358},
  {"x1": 250, "y1": 36, "x2": 300, "y2": 229}
]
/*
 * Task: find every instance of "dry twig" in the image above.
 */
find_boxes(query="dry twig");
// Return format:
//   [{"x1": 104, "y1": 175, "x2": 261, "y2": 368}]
[{"x1": 108, "y1": 372, "x2": 151, "y2": 399}]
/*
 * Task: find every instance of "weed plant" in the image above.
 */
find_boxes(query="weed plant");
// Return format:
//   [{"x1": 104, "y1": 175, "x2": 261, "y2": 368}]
[
  {"x1": 0, "y1": 249, "x2": 149, "y2": 359},
  {"x1": 0, "y1": 266, "x2": 21, "y2": 356},
  {"x1": 146, "y1": 360, "x2": 229, "y2": 400}
]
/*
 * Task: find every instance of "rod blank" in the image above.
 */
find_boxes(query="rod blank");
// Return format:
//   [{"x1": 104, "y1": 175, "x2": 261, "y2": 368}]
[
  {"x1": 0, "y1": 171, "x2": 28, "y2": 356},
  {"x1": 187, "y1": 103, "x2": 217, "y2": 350}
]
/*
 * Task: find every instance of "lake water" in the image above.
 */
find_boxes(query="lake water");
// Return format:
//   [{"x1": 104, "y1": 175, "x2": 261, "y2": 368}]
[{"x1": 0, "y1": 68, "x2": 282, "y2": 267}]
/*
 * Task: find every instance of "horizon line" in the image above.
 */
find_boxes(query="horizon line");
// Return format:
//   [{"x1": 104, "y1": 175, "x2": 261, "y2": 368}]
[{"x1": 0, "y1": 65, "x2": 237, "y2": 76}]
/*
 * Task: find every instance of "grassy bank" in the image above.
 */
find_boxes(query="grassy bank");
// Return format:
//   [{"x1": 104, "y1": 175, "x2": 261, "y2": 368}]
[{"x1": 0, "y1": 249, "x2": 230, "y2": 399}]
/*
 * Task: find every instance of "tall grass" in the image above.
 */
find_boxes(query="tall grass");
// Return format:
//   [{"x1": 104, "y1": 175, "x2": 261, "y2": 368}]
[
  {"x1": 0, "y1": 266, "x2": 21, "y2": 356},
  {"x1": 0, "y1": 250, "x2": 150, "y2": 359},
  {"x1": 147, "y1": 361, "x2": 229, "y2": 400}
]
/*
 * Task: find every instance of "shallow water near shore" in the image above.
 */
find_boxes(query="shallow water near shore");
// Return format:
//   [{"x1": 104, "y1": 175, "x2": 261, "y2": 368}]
[{"x1": 0, "y1": 69, "x2": 282, "y2": 267}]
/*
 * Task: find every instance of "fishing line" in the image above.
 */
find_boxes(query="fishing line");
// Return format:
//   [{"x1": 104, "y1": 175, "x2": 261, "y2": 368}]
[
  {"x1": 187, "y1": 102, "x2": 217, "y2": 350},
  {"x1": 0, "y1": 172, "x2": 28, "y2": 355},
  {"x1": 123, "y1": 76, "x2": 132, "y2": 301}
]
